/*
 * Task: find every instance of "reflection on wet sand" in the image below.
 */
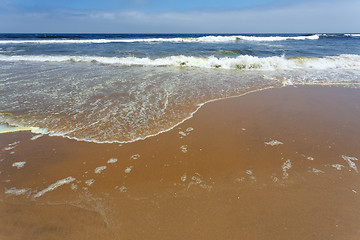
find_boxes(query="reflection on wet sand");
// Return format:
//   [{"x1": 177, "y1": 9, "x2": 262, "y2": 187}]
[{"x1": 1, "y1": 86, "x2": 360, "y2": 240}]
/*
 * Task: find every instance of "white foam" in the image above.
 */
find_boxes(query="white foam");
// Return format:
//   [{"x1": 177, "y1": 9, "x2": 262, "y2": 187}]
[
  {"x1": 332, "y1": 164, "x2": 344, "y2": 170},
  {"x1": 345, "y1": 34, "x2": 360, "y2": 37},
  {"x1": 179, "y1": 127, "x2": 194, "y2": 138},
  {"x1": 71, "y1": 183, "x2": 78, "y2": 190},
  {"x1": 181, "y1": 174, "x2": 187, "y2": 182},
  {"x1": 85, "y1": 179, "x2": 95, "y2": 186},
  {"x1": 30, "y1": 134, "x2": 43, "y2": 140},
  {"x1": 235, "y1": 177, "x2": 245, "y2": 183},
  {"x1": 2, "y1": 54, "x2": 360, "y2": 71},
  {"x1": 179, "y1": 131, "x2": 187, "y2": 137},
  {"x1": 94, "y1": 166, "x2": 107, "y2": 174},
  {"x1": 130, "y1": 154, "x2": 140, "y2": 160},
  {"x1": 124, "y1": 166, "x2": 133, "y2": 174},
  {"x1": 3, "y1": 141, "x2": 20, "y2": 151},
  {"x1": 0, "y1": 35, "x2": 319, "y2": 45},
  {"x1": 107, "y1": 158, "x2": 118, "y2": 164},
  {"x1": 3, "y1": 146, "x2": 16, "y2": 151},
  {"x1": 5, "y1": 187, "x2": 30, "y2": 196},
  {"x1": 187, "y1": 173, "x2": 213, "y2": 191},
  {"x1": 234, "y1": 35, "x2": 319, "y2": 42},
  {"x1": 265, "y1": 140, "x2": 283, "y2": 146},
  {"x1": 282, "y1": 160, "x2": 292, "y2": 179},
  {"x1": 342, "y1": 155, "x2": 358, "y2": 173},
  {"x1": 311, "y1": 168, "x2": 324, "y2": 174},
  {"x1": 180, "y1": 145, "x2": 188, "y2": 153},
  {"x1": 12, "y1": 161, "x2": 26, "y2": 169},
  {"x1": 33, "y1": 177, "x2": 75, "y2": 198},
  {"x1": 0, "y1": 124, "x2": 41, "y2": 134}
]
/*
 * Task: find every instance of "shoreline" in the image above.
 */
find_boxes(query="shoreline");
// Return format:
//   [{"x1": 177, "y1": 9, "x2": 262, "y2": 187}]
[
  {"x1": 1, "y1": 85, "x2": 360, "y2": 240},
  {"x1": 2, "y1": 82, "x2": 360, "y2": 145}
]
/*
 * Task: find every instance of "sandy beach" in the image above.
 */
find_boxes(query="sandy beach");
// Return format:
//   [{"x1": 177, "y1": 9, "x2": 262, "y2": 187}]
[{"x1": 1, "y1": 85, "x2": 360, "y2": 240}]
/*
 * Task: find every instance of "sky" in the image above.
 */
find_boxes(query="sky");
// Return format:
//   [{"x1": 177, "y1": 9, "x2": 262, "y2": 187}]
[{"x1": 0, "y1": 0, "x2": 359, "y2": 33}]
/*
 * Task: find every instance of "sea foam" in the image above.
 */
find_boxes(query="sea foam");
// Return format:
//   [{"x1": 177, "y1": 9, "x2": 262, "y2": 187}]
[
  {"x1": 0, "y1": 35, "x2": 319, "y2": 44},
  {"x1": 33, "y1": 177, "x2": 75, "y2": 198},
  {"x1": 12, "y1": 161, "x2": 26, "y2": 169},
  {"x1": 1, "y1": 54, "x2": 360, "y2": 71},
  {"x1": 5, "y1": 187, "x2": 30, "y2": 196}
]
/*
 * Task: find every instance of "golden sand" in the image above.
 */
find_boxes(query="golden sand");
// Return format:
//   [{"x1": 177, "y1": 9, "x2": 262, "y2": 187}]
[{"x1": 1, "y1": 86, "x2": 360, "y2": 239}]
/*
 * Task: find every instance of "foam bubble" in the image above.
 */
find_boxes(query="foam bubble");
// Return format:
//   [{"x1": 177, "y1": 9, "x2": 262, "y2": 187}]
[
  {"x1": 12, "y1": 161, "x2": 26, "y2": 169},
  {"x1": 185, "y1": 127, "x2": 193, "y2": 131},
  {"x1": 282, "y1": 160, "x2": 292, "y2": 179},
  {"x1": 179, "y1": 131, "x2": 187, "y2": 137},
  {"x1": 71, "y1": 183, "x2": 78, "y2": 190},
  {"x1": 5, "y1": 187, "x2": 30, "y2": 196},
  {"x1": 30, "y1": 134, "x2": 43, "y2": 141},
  {"x1": 310, "y1": 168, "x2": 324, "y2": 174},
  {"x1": 332, "y1": 164, "x2": 344, "y2": 170},
  {"x1": 94, "y1": 166, "x2": 106, "y2": 174},
  {"x1": 33, "y1": 177, "x2": 75, "y2": 198},
  {"x1": 124, "y1": 166, "x2": 133, "y2": 174},
  {"x1": 265, "y1": 140, "x2": 283, "y2": 146},
  {"x1": 130, "y1": 154, "x2": 140, "y2": 160},
  {"x1": 181, "y1": 174, "x2": 187, "y2": 182},
  {"x1": 107, "y1": 158, "x2": 118, "y2": 164},
  {"x1": 3, "y1": 141, "x2": 20, "y2": 151},
  {"x1": 85, "y1": 179, "x2": 95, "y2": 186},
  {"x1": 342, "y1": 155, "x2": 358, "y2": 173},
  {"x1": 180, "y1": 145, "x2": 188, "y2": 153}
]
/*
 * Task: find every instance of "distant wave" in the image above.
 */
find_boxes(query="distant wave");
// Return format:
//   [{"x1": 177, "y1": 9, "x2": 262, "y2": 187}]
[
  {"x1": 0, "y1": 35, "x2": 319, "y2": 44},
  {"x1": 1, "y1": 54, "x2": 360, "y2": 71},
  {"x1": 320, "y1": 33, "x2": 360, "y2": 38},
  {"x1": 344, "y1": 34, "x2": 360, "y2": 37}
]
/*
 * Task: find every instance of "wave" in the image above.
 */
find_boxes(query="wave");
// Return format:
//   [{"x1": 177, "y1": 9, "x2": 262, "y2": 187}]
[
  {"x1": 1, "y1": 54, "x2": 360, "y2": 71},
  {"x1": 319, "y1": 33, "x2": 360, "y2": 39},
  {"x1": 0, "y1": 35, "x2": 319, "y2": 44},
  {"x1": 344, "y1": 34, "x2": 360, "y2": 37}
]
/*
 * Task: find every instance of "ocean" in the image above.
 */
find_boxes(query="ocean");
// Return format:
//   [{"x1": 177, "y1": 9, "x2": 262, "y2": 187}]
[{"x1": 1, "y1": 33, "x2": 360, "y2": 143}]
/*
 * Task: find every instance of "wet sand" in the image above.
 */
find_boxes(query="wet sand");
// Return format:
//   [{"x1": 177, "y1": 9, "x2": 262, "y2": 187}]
[{"x1": 1, "y1": 85, "x2": 360, "y2": 240}]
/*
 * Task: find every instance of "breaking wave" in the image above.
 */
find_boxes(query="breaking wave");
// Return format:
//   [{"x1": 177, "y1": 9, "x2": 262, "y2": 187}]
[
  {"x1": 0, "y1": 35, "x2": 319, "y2": 44},
  {"x1": 1, "y1": 54, "x2": 360, "y2": 71}
]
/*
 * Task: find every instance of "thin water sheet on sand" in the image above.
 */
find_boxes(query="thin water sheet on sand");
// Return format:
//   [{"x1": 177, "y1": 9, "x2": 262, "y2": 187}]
[{"x1": 1, "y1": 86, "x2": 360, "y2": 240}]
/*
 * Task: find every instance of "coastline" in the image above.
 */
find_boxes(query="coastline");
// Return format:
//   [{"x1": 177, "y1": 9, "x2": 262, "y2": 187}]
[{"x1": 1, "y1": 85, "x2": 360, "y2": 239}]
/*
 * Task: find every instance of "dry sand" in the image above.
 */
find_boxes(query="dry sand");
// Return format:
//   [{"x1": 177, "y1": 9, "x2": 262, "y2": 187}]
[{"x1": 1, "y1": 85, "x2": 360, "y2": 240}]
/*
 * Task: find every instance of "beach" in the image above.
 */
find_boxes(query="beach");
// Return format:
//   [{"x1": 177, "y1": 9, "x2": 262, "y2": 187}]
[{"x1": 1, "y1": 85, "x2": 360, "y2": 239}]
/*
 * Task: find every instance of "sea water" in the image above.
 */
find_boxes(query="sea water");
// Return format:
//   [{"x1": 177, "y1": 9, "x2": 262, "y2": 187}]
[{"x1": 1, "y1": 33, "x2": 360, "y2": 143}]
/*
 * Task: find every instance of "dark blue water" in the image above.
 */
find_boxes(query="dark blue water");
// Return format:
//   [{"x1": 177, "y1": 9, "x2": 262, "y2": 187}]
[
  {"x1": 1, "y1": 33, "x2": 360, "y2": 142},
  {"x1": 0, "y1": 33, "x2": 360, "y2": 58}
]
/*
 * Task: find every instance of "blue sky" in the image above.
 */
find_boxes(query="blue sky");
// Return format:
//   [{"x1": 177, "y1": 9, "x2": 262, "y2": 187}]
[{"x1": 0, "y1": 0, "x2": 359, "y2": 33}]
